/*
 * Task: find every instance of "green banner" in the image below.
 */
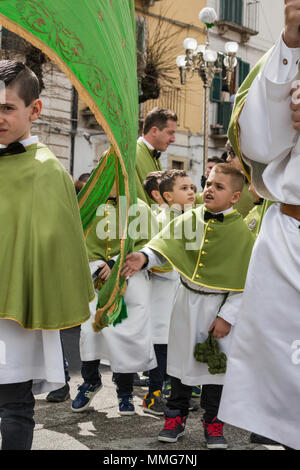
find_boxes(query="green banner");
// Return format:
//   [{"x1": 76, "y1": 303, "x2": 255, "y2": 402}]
[{"x1": 0, "y1": 0, "x2": 138, "y2": 328}]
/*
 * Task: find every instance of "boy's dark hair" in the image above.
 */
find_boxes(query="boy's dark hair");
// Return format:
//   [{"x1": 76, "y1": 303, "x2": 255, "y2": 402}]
[
  {"x1": 143, "y1": 107, "x2": 178, "y2": 135},
  {"x1": 78, "y1": 172, "x2": 90, "y2": 182},
  {"x1": 0, "y1": 60, "x2": 40, "y2": 106},
  {"x1": 143, "y1": 171, "x2": 164, "y2": 201},
  {"x1": 208, "y1": 156, "x2": 224, "y2": 165},
  {"x1": 211, "y1": 163, "x2": 244, "y2": 192},
  {"x1": 159, "y1": 169, "x2": 188, "y2": 202}
]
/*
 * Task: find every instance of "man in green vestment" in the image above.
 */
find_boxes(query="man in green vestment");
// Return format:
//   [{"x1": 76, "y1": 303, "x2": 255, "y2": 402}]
[{"x1": 136, "y1": 107, "x2": 177, "y2": 205}]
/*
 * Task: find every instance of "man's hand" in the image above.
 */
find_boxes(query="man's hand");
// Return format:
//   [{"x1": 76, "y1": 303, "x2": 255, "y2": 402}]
[
  {"x1": 209, "y1": 317, "x2": 231, "y2": 339},
  {"x1": 121, "y1": 252, "x2": 147, "y2": 278},
  {"x1": 283, "y1": 0, "x2": 300, "y2": 48}
]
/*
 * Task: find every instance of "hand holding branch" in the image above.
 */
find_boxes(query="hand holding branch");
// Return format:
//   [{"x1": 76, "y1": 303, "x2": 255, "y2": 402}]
[{"x1": 209, "y1": 317, "x2": 231, "y2": 339}]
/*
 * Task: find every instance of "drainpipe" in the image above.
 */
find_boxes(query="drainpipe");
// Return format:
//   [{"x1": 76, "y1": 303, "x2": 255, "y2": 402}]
[{"x1": 70, "y1": 86, "x2": 78, "y2": 177}]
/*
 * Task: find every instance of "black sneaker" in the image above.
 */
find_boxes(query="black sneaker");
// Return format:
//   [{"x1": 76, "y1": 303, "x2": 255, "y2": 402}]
[
  {"x1": 250, "y1": 433, "x2": 280, "y2": 445},
  {"x1": 203, "y1": 416, "x2": 228, "y2": 449},
  {"x1": 46, "y1": 384, "x2": 70, "y2": 403},
  {"x1": 158, "y1": 409, "x2": 187, "y2": 443},
  {"x1": 143, "y1": 390, "x2": 166, "y2": 415}
]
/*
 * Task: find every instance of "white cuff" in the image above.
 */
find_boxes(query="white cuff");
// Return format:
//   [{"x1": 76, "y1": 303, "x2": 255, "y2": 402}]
[
  {"x1": 140, "y1": 246, "x2": 167, "y2": 269},
  {"x1": 217, "y1": 292, "x2": 243, "y2": 326}
]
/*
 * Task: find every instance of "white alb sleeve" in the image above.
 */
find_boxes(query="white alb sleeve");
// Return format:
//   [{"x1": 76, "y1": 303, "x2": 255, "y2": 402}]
[{"x1": 217, "y1": 291, "x2": 243, "y2": 326}]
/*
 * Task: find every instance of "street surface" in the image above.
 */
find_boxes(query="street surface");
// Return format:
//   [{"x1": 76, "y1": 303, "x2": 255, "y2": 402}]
[{"x1": 1, "y1": 326, "x2": 286, "y2": 453}]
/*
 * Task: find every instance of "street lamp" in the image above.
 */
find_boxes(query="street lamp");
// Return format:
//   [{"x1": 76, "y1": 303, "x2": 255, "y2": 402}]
[{"x1": 176, "y1": 7, "x2": 239, "y2": 176}]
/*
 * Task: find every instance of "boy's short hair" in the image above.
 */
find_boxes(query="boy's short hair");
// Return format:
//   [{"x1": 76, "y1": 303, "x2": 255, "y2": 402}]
[
  {"x1": 208, "y1": 156, "x2": 224, "y2": 165},
  {"x1": 211, "y1": 163, "x2": 244, "y2": 192},
  {"x1": 143, "y1": 107, "x2": 178, "y2": 135},
  {"x1": 78, "y1": 172, "x2": 91, "y2": 182},
  {"x1": 143, "y1": 171, "x2": 164, "y2": 200},
  {"x1": 0, "y1": 60, "x2": 40, "y2": 106},
  {"x1": 159, "y1": 169, "x2": 188, "y2": 201}
]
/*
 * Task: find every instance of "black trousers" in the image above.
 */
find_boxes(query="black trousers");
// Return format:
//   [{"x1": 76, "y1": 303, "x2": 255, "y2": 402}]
[
  {"x1": 81, "y1": 360, "x2": 134, "y2": 396},
  {"x1": 0, "y1": 380, "x2": 35, "y2": 450},
  {"x1": 167, "y1": 376, "x2": 223, "y2": 422},
  {"x1": 148, "y1": 344, "x2": 168, "y2": 393}
]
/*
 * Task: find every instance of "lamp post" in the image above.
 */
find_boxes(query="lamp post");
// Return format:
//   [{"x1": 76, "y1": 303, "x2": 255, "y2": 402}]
[{"x1": 176, "y1": 8, "x2": 239, "y2": 177}]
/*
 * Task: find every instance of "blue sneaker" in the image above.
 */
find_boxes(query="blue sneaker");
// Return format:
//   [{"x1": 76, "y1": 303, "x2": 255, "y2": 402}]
[
  {"x1": 191, "y1": 385, "x2": 201, "y2": 398},
  {"x1": 71, "y1": 382, "x2": 102, "y2": 412},
  {"x1": 118, "y1": 393, "x2": 135, "y2": 416}
]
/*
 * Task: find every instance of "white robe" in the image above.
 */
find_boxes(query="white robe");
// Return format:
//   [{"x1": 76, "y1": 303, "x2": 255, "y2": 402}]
[
  {"x1": 143, "y1": 243, "x2": 242, "y2": 386},
  {"x1": 149, "y1": 269, "x2": 179, "y2": 344},
  {"x1": 80, "y1": 261, "x2": 157, "y2": 373},
  {"x1": 0, "y1": 320, "x2": 65, "y2": 395},
  {"x1": 0, "y1": 135, "x2": 66, "y2": 395},
  {"x1": 218, "y1": 35, "x2": 300, "y2": 450}
]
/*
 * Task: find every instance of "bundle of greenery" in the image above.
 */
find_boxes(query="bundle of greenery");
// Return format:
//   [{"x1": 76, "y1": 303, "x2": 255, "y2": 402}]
[{"x1": 194, "y1": 332, "x2": 227, "y2": 374}]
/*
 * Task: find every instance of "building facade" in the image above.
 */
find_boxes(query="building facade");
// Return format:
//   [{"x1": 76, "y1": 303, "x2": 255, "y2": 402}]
[
  {"x1": 0, "y1": 2, "x2": 285, "y2": 189},
  {"x1": 137, "y1": 0, "x2": 285, "y2": 188}
]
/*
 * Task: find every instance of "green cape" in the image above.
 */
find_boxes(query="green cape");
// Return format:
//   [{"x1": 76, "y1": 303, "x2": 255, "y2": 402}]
[
  {"x1": 234, "y1": 182, "x2": 254, "y2": 218},
  {"x1": 86, "y1": 197, "x2": 159, "y2": 262},
  {"x1": 0, "y1": 143, "x2": 94, "y2": 330},
  {"x1": 228, "y1": 49, "x2": 273, "y2": 181},
  {"x1": 244, "y1": 200, "x2": 275, "y2": 238},
  {"x1": 85, "y1": 196, "x2": 158, "y2": 329},
  {"x1": 135, "y1": 141, "x2": 162, "y2": 206},
  {"x1": 151, "y1": 206, "x2": 182, "y2": 274},
  {"x1": 147, "y1": 205, "x2": 254, "y2": 291}
]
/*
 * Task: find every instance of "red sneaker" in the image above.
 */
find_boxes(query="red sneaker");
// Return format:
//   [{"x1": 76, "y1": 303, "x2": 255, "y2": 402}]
[
  {"x1": 203, "y1": 416, "x2": 228, "y2": 449},
  {"x1": 158, "y1": 409, "x2": 187, "y2": 443}
]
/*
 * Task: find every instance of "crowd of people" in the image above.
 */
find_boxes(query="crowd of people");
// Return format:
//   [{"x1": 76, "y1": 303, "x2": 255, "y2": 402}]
[{"x1": 1, "y1": 1, "x2": 300, "y2": 451}]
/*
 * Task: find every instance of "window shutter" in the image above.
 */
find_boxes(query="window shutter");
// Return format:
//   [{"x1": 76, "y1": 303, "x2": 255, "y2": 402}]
[
  {"x1": 217, "y1": 102, "x2": 232, "y2": 134},
  {"x1": 220, "y1": 0, "x2": 243, "y2": 25},
  {"x1": 210, "y1": 72, "x2": 222, "y2": 102},
  {"x1": 238, "y1": 58, "x2": 250, "y2": 86}
]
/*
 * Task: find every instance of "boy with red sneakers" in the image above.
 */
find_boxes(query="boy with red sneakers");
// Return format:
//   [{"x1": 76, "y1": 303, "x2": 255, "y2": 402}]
[{"x1": 142, "y1": 170, "x2": 195, "y2": 416}]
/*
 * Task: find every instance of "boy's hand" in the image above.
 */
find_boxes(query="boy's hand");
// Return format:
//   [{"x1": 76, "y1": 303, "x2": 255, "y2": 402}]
[
  {"x1": 98, "y1": 263, "x2": 111, "y2": 281},
  {"x1": 121, "y1": 252, "x2": 147, "y2": 277},
  {"x1": 209, "y1": 317, "x2": 231, "y2": 339},
  {"x1": 283, "y1": 0, "x2": 300, "y2": 48}
]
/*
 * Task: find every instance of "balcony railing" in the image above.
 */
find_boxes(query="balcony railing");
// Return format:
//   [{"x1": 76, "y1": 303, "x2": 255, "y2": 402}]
[
  {"x1": 215, "y1": 0, "x2": 259, "y2": 42},
  {"x1": 142, "y1": 85, "x2": 181, "y2": 125}
]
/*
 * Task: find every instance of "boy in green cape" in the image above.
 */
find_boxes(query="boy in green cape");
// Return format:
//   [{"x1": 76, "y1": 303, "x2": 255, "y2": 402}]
[
  {"x1": 122, "y1": 163, "x2": 254, "y2": 449},
  {"x1": 142, "y1": 170, "x2": 167, "y2": 215},
  {"x1": 0, "y1": 60, "x2": 94, "y2": 450},
  {"x1": 142, "y1": 169, "x2": 195, "y2": 416},
  {"x1": 72, "y1": 186, "x2": 158, "y2": 416}
]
